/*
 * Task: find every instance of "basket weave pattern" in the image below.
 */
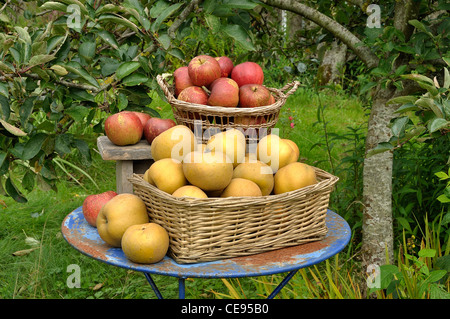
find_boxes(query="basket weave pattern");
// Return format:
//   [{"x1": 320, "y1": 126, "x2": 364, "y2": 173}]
[
  {"x1": 156, "y1": 74, "x2": 300, "y2": 143},
  {"x1": 129, "y1": 167, "x2": 339, "y2": 264}
]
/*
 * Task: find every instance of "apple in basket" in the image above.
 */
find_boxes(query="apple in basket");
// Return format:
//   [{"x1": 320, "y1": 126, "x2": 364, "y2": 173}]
[
  {"x1": 207, "y1": 78, "x2": 239, "y2": 107},
  {"x1": 174, "y1": 66, "x2": 194, "y2": 97},
  {"x1": 239, "y1": 84, "x2": 271, "y2": 108},
  {"x1": 231, "y1": 61, "x2": 264, "y2": 87},
  {"x1": 215, "y1": 56, "x2": 234, "y2": 78},
  {"x1": 104, "y1": 111, "x2": 143, "y2": 146},
  {"x1": 188, "y1": 55, "x2": 221, "y2": 87},
  {"x1": 143, "y1": 117, "x2": 176, "y2": 144},
  {"x1": 177, "y1": 86, "x2": 208, "y2": 105}
]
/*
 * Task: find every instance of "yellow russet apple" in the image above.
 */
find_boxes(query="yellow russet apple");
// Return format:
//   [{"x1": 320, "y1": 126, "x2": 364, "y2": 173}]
[
  {"x1": 256, "y1": 134, "x2": 298, "y2": 172},
  {"x1": 96, "y1": 193, "x2": 149, "y2": 247},
  {"x1": 150, "y1": 125, "x2": 196, "y2": 161},
  {"x1": 172, "y1": 185, "x2": 208, "y2": 199},
  {"x1": 121, "y1": 223, "x2": 169, "y2": 264},
  {"x1": 232, "y1": 160, "x2": 274, "y2": 195},
  {"x1": 182, "y1": 150, "x2": 233, "y2": 191},
  {"x1": 206, "y1": 129, "x2": 246, "y2": 167},
  {"x1": 220, "y1": 178, "x2": 262, "y2": 197},
  {"x1": 283, "y1": 138, "x2": 300, "y2": 160},
  {"x1": 143, "y1": 168, "x2": 154, "y2": 185},
  {"x1": 273, "y1": 162, "x2": 318, "y2": 194},
  {"x1": 148, "y1": 158, "x2": 187, "y2": 194}
]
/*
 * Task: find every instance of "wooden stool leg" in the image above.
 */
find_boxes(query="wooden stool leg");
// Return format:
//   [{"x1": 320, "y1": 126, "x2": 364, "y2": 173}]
[{"x1": 116, "y1": 160, "x2": 134, "y2": 194}]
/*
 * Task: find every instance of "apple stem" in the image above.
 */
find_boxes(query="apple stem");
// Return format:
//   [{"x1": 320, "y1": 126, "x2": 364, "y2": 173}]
[{"x1": 201, "y1": 86, "x2": 211, "y2": 95}]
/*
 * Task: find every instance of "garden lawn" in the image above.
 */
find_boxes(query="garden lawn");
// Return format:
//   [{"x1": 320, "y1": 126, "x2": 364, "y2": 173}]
[{"x1": 0, "y1": 88, "x2": 366, "y2": 299}]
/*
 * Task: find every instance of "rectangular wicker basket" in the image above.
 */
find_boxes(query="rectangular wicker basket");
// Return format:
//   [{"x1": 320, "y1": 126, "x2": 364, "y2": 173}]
[
  {"x1": 129, "y1": 167, "x2": 339, "y2": 264},
  {"x1": 156, "y1": 74, "x2": 300, "y2": 144}
]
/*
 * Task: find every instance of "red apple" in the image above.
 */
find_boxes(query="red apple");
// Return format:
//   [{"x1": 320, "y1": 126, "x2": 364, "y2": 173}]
[
  {"x1": 82, "y1": 191, "x2": 118, "y2": 227},
  {"x1": 239, "y1": 84, "x2": 271, "y2": 108},
  {"x1": 188, "y1": 55, "x2": 221, "y2": 87},
  {"x1": 143, "y1": 117, "x2": 176, "y2": 144},
  {"x1": 104, "y1": 111, "x2": 143, "y2": 146},
  {"x1": 234, "y1": 116, "x2": 267, "y2": 125},
  {"x1": 174, "y1": 66, "x2": 194, "y2": 97},
  {"x1": 215, "y1": 56, "x2": 234, "y2": 77},
  {"x1": 231, "y1": 62, "x2": 264, "y2": 87},
  {"x1": 268, "y1": 94, "x2": 275, "y2": 105},
  {"x1": 123, "y1": 111, "x2": 152, "y2": 127},
  {"x1": 177, "y1": 86, "x2": 208, "y2": 105},
  {"x1": 207, "y1": 78, "x2": 239, "y2": 107}
]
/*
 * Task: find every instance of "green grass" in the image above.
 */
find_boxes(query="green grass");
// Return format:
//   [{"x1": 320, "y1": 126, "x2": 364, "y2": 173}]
[{"x1": 0, "y1": 87, "x2": 368, "y2": 299}]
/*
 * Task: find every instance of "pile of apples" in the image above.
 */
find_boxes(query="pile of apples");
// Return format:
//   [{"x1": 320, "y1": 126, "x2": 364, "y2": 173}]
[
  {"x1": 82, "y1": 191, "x2": 170, "y2": 265},
  {"x1": 104, "y1": 110, "x2": 177, "y2": 146},
  {"x1": 143, "y1": 125, "x2": 318, "y2": 199},
  {"x1": 174, "y1": 55, "x2": 275, "y2": 108}
]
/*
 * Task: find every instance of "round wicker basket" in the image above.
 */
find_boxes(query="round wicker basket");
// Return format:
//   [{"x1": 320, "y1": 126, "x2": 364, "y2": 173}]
[
  {"x1": 129, "y1": 166, "x2": 339, "y2": 264},
  {"x1": 156, "y1": 74, "x2": 300, "y2": 143}
]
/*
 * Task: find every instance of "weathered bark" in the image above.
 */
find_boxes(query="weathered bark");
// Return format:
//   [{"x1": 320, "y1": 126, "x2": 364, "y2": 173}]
[
  {"x1": 361, "y1": 86, "x2": 396, "y2": 269},
  {"x1": 317, "y1": 40, "x2": 348, "y2": 85}
]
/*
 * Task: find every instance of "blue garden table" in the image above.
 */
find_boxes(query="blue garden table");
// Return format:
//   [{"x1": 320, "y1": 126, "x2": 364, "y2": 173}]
[{"x1": 62, "y1": 207, "x2": 351, "y2": 299}]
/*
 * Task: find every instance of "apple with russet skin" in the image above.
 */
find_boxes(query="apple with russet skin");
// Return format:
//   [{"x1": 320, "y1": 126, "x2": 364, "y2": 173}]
[
  {"x1": 207, "y1": 78, "x2": 239, "y2": 107},
  {"x1": 143, "y1": 117, "x2": 176, "y2": 144},
  {"x1": 231, "y1": 61, "x2": 264, "y2": 87},
  {"x1": 96, "y1": 193, "x2": 149, "y2": 247},
  {"x1": 215, "y1": 56, "x2": 234, "y2": 77},
  {"x1": 174, "y1": 66, "x2": 194, "y2": 97},
  {"x1": 239, "y1": 84, "x2": 271, "y2": 108},
  {"x1": 121, "y1": 222, "x2": 170, "y2": 264},
  {"x1": 177, "y1": 86, "x2": 209, "y2": 105},
  {"x1": 82, "y1": 191, "x2": 118, "y2": 227},
  {"x1": 104, "y1": 111, "x2": 143, "y2": 146},
  {"x1": 188, "y1": 55, "x2": 221, "y2": 87}
]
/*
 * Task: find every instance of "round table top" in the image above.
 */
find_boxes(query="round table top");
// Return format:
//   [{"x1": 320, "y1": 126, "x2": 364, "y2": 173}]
[{"x1": 62, "y1": 206, "x2": 351, "y2": 279}]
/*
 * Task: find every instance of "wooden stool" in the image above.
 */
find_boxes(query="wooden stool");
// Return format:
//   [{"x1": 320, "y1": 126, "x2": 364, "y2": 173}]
[{"x1": 97, "y1": 136, "x2": 153, "y2": 194}]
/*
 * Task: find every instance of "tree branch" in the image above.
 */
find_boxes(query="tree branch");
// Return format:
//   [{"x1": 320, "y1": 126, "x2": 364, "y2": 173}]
[
  {"x1": 168, "y1": 0, "x2": 201, "y2": 39},
  {"x1": 261, "y1": 0, "x2": 379, "y2": 68},
  {"x1": 0, "y1": 73, "x2": 106, "y2": 92}
]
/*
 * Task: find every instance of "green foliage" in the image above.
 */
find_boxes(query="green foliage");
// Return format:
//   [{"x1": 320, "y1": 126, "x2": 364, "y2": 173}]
[{"x1": 0, "y1": 0, "x2": 261, "y2": 203}]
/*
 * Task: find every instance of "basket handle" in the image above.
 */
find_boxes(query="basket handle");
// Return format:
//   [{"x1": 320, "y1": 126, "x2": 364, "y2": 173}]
[
  {"x1": 278, "y1": 80, "x2": 300, "y2": 98},
  {"x1": 157, "y1": 73, "x2": 176, "y2": 103}
]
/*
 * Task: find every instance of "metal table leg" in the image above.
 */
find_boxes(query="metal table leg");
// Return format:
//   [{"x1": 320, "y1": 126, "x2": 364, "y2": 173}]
[
  {"x1": 267, "y1": 270, "x2": 298, "y2": 299},
  {"x1": 144, "y1": 273, "x2": 164, "y2": 299}
]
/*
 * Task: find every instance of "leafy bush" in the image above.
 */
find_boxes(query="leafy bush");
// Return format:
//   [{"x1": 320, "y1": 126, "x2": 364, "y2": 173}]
[{"x1": 0, "y1": 0, "x2": 262, "y2": 203}]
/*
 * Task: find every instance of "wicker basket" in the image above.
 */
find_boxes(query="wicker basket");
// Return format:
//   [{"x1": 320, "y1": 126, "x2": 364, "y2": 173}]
[
  {"x1": 156, "y1": 74, "x2": 300, "y2": 143},
  {"x1": 129, "y1": 167, "x2": 339, "y2": 264}
]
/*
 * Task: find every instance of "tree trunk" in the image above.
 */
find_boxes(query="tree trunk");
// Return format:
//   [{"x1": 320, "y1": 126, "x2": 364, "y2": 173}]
[
  {"x1": 317, "y1": 40, "x2": 348, "y2": 86},
  {"x1": 361, "y1": 86, "x2": 396, "y2": 270}
]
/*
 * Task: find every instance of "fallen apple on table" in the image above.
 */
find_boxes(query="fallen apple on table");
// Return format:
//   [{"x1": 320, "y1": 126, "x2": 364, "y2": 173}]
[
  {"x1": 143, "y1": 117, "x2": 176, "y2": 144},
  {"x1": 96, "y1": 193, "x2": 149, "y2": 247},
  {"x1": 82, "y1": 190, "x2": 118, "y2": 227},
  {"x1": 104, "y1": 111, "x2": 143, "y2": 146},
  {"x1": 121, "y1": 222, "x2": 170, "y2": 264}
]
